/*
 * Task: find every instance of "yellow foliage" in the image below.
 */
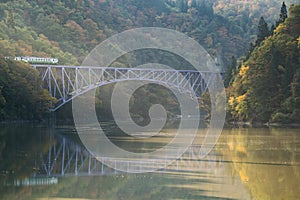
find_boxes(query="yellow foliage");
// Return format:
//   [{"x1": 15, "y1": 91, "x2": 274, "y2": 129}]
[
  {"x1": 239, "y1": 169, "x2": 249, "y2": 182},
  {"x1": 228, "y1": 96, "x2": 235, "y2": 107},
  {"x1": 236, "y1": 144, "x2": 247, "y2": 155},
  {"x1": 274, "y1": 23, "x2": 286, "y2": 34},
  {"x1": 236, "y1": 94, "x2": 247, "y2": 104},
  {"x1": 39, "y1": 33, "x2": 48, "y2": 41},
  {"x1": 228, "y1": 142, "x2": 234, "y2": 151},
  {"x1": 239, "y1": 65, "x2": 249, "y2": 77},
  {"x1": 17, "y1": 40, "x2": 33, "y2": 55},
  {"x1": 297, "y1": 36, "x2": 300, "y2": 47}
]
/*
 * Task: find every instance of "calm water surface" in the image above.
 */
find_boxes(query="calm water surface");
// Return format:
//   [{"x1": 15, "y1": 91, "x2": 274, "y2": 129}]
[{"x1": 0, "y1": 123, "x2": 299, "y2": 200}]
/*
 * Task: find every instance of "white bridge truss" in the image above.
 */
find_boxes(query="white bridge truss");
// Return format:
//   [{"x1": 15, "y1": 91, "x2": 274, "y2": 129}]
[
  {"x1": 32, "y1": 65, "x2": 220, "y2": 111},
  {"x1": 38, "y1": 133, "x2": 223, "y2": 177}
]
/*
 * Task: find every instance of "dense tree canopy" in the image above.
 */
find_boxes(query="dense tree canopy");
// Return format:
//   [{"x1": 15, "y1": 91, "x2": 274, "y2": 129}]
[
  {"x1": 0, "y1": 0, "x2": 299, "y2": 122},
  {"x1": 0, "y1": 58, "x2": 55, "y2": 120},
  {"x1": 0, "y1": 0, "x2": 265, "y2": 66},
  {"x1": 227, "y1": 3, "x2": 300, "y2": 123},
  {"x1": 256, "y1": 17, "x2": 270, "y2": 46}
]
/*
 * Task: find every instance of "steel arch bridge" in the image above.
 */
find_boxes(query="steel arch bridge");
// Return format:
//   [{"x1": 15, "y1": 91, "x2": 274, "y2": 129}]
[
  {"x1": 36, "y1": 132, "x2": 224, "y2": 177},
  {"x1": 32, "y1": 65, "x2": 220, "y2": 111}
]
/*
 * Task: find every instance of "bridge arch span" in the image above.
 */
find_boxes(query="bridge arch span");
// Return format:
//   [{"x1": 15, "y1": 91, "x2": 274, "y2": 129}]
[{"x1": 33, "y1": 65, "x2": 219, "y2": 111}]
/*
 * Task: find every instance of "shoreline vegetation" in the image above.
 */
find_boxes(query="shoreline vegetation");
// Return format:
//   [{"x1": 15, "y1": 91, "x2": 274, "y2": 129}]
[
  {"x1": 1, "y1": 116, "x2": 300, "y2": 129},
  {"x1": 226, "y1": 3, "x2": 300, "y2": 125},
  {"x1": 226, "y1": 121, "x2": 300, "y2": 128}
]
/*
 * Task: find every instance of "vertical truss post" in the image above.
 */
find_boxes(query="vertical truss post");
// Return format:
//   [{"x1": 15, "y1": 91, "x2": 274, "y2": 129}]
[
  {"x1": 89, "y1": 68, "x2": 92, "y2": 86},
  {"x1": 48, "y1": 67, "x2": 52, "y2": 96},
  {"x1": 75, "y1": 145, "x2": 78, "y2": 175},
  {"x1": 88, "y1": 155, "x2": 91, "y2": 175},
  {"x1": 75, "y1": 67, "x2": 78, "y2": 94},
  {"x1": 61, "y1": 67, "x2": 65, "y2": 102},
  {"x1": 61, "y1": 138, "x2": 65, "y2": 176},
  {"x1": 47, "y1": 146, "x2": 51, "y2": 176}
]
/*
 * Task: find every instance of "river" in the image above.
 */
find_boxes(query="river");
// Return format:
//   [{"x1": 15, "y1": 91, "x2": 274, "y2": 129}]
[{"x1": 0, "y1": 123, "x2": 299, "y2": 199}]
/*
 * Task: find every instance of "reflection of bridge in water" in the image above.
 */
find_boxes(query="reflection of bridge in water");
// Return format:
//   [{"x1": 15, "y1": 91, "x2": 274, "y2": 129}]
[
  {"x1": 30, "y1": 65, "x2": 224, "y2": 176},
  {"x1": 37, "y1": 131, "x2": 224, "y2": 177},
  {"x1": 32, "y1": 65, "x2": 221, "y2": 111}
]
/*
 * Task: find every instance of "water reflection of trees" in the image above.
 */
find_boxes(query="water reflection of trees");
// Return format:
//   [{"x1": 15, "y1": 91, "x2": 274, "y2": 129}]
[
  {"x1": 0, "y1": 125, "x2": 55, "y2": 199},
  {"x1": 0, "y1": 125, "x2": 244, "y2": 200},
  {"x1": 220, "y1": 128, "x2": 300, "y2": 200},
  {"x1": 0, "y1": 125, "x2": 53, "y2": 177}
]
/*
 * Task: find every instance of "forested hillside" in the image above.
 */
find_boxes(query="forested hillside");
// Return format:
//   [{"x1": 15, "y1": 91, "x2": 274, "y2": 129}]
[
  {"x1": 0, "y1": 0, "x2": 280, "y2": 67},
  {"x1": 0, "y1": 0, "x2": 299, "y2": 121},
  {"x1": 212, "y1": 0, "x2": 299, "y2": 24},
  {"x1": 227, "y1": 3, "x2": 300, "y2": 124},
  {"x1": 1, "y1": 0, "x2": 297, "y2": 67},
  {"x1": 0, "y1": 58, "x2": 55, "y2": 120}
]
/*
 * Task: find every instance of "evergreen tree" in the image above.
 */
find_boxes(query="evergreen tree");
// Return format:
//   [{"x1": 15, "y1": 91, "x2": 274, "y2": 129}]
[
  {"x1": 291, "y1": 70, "x2": 300, "y2": 98},
  {"x1": 256, "y1": 17, "x2": 270, "y2": 46},
  {"x1": 191, "y1": 0, "x2": 197, "y2": 8},
  {"x1": 279, "y1": 2, "x2": 288, "y2": 23},
  {"x1": 197, "y1": 1, "x2": 206, "y2": 14},
  {"x1": 196, "y1": 0, "x2": 214, "y2": 17},
  {"x1": 6, "y1": 10, "x2": 15, "y2": 29},
  {"x1": 228, "y1": 3, "x2": 300, "y2": 123},
  {"x1": 246, "y1": 43, "x2": 255, "y2": 59},
  {"x1": 224, "y1": 56, "x2": 237, "y2": 87},
  {"x1": 275, "y1": 2, "x2": 288, "y2": 27},
  {"x1": 181, "y1": 0, "x2": 188, "y2": 13},
  {"x1": 270, "y1": 24, "x2": 276, "y2": 35},
  {"x1": 176, "y1": 0, "x2": 188, "y2": 13}
]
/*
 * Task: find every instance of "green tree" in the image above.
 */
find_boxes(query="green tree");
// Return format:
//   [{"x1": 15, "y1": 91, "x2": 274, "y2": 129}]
[
  {"x1": 224, "y1": 56, "x2": 237, "y2": 87},
  {"x1": 176, "y1": 0, "x2": 188, "y2": 13},
  {"x1": 256, "y1": 17, "x2": 270, "y2": 46},
  {"x1": 191, "y1": 0, "x2": 197, "y2": 8},
  {"x1": 278, "y1": 2, "x2": 288, "y2": 24},
  {"x1": 6, "y1": 9, "x2": 15, "y2": 29},
  {"x1": 197, "y1": 1, "x2": 214, "y2": 17},
  {"x1": 291, "y1": 70, "x2": 300, "y2": 98},
  {"x1": 228, "y1": 3, "x2": 300, "y2": 123},
  {"x1": 0, "y1": 58, "x2": 55, "y2": 120}
]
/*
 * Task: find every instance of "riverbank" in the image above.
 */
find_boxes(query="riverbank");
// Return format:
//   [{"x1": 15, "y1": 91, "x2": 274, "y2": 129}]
[
  {"x1": 227, "y1": 121, "x2": 300, "y2": 128},
  {"x1": 2, "y1": 118, "x2": 300, "y2": 130}
]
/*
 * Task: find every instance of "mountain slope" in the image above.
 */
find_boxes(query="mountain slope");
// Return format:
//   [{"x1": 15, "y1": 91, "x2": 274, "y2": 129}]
[
  {"x1": 227, "y1": 3, "x2": 300, "y2": 123},
  {"x1": 0, "y1": 0, "x2": 261, "y2": 67},
  {"x1": 0, "y1": 58, "x2": 55, "y2": 120}
]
